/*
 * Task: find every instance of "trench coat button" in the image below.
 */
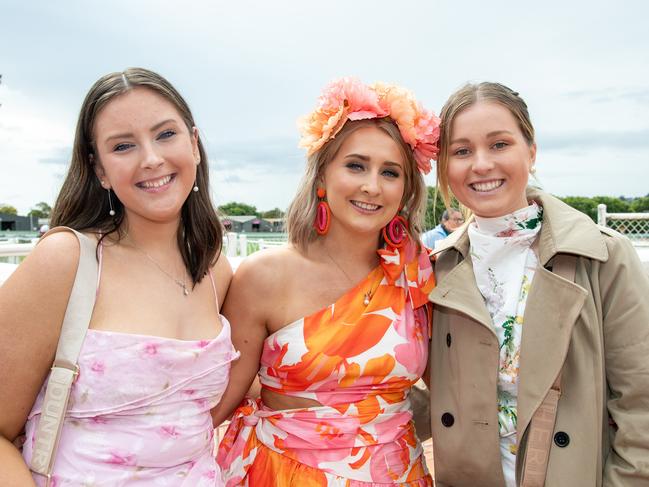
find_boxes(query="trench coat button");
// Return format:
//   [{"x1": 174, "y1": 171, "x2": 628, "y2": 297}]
[
  {"x1": 446, "y1": 333, "x2": 452, "y2": 347},
  {"x1": 441, "y1": 412, "x2": 455, "y2": 427},
  {"x1": 554, "y1": 431, "x2": 570, "y2": 447}
]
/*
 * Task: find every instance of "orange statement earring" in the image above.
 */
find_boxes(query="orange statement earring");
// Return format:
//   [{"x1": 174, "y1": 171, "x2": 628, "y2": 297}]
[
  {"x1": 382, "y1": 211, "x2": 408, "y2": 248},
  {"x1": 314, "y1": 187, "x2": 331, "y2": 235}
]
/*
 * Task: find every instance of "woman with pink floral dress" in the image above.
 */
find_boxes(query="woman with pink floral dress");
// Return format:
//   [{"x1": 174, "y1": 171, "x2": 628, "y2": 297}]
[{"x1": 0, "y1": 68, "x2": 236, "y2": 486}]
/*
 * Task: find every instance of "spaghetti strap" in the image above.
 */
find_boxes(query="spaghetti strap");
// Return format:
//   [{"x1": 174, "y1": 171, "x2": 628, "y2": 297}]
[
  {"x1": 208, "y1": 269, "x2": 220, "y2": 314},
  {"x1": 96, "y1": 240, "x2": 104, "y2": 298}
]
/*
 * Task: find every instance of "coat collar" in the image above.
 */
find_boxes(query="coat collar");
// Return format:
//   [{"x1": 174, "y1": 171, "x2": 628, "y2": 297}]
[{"x1": 430, "y1": 187, "x2": 609, "y2": 265}]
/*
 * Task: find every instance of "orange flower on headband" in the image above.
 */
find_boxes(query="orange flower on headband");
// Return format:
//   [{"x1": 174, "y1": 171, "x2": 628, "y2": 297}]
[{"x1": 298, "y1": 77, "x2": 440, "y2": 174}]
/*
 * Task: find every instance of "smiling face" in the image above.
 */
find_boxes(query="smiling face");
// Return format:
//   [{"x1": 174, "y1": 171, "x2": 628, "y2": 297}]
[
  {"x1": 446, "y1": 101, "x2": 536, "y2": 218},
  {"x1": 92, "y1": 87, "x2": 199, "y2": 225},
  {"x1": 322, "y1": 125, "x2": 406, "y2": 239}
]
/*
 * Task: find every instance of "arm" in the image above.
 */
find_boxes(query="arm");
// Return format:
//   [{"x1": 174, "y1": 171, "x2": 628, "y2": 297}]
[
  {"x1": 210, "y1": 253, "x2": 274, "y2": 426},
  {"x1": 600, "y1": 235, "x2": 649, "y2": 485},
  {"x1": 0, "y1": 232, "x2": 80, "y2": 486},
  {"x1": 412, "y1": 303, "x2": 432, "y2": 442}
]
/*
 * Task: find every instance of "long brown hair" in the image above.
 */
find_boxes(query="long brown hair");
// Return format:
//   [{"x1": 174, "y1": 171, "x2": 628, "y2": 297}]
[
  {"x1": 286, "y1": 118, "x2": 427, "y2": 251},
  {"x1": 50, "y1": 67, "x2": 222, "y2": 285},
  {"x1": 437, "y1": 81, "x2": 535, "y2": 208}
]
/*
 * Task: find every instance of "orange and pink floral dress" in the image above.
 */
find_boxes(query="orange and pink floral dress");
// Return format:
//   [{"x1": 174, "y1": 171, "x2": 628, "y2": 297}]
[{"x1": 216, "y1": 242, "x2": 435, "y2": 486}]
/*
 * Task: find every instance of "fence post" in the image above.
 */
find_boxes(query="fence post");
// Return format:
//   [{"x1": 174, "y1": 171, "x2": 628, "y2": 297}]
[
  {"x1": 226, "y1": 232, "x2": 238, "y2": 257},
  {"x1": 238, "y1": 234, "x2": 247, "y2": 257},
  {"x1": 597, "y1": 204, "x2": 607, "y2": 226}
]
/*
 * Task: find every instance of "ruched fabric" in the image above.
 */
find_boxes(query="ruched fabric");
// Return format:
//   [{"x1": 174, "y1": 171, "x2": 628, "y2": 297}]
[{"x1": 23, "y1": 321, "x2": 239, "y2": 486}]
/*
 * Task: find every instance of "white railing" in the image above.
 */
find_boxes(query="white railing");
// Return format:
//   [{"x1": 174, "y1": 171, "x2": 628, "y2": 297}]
[
  {"x1": 597, "y1": 204, "x2": 649, "y2": 275},
  {"x1": 597, "y1": 204, "x2": 649, "y2": 242},
  {"x1": 223, "y1": 233, "x2": 286, "y2": 258}
]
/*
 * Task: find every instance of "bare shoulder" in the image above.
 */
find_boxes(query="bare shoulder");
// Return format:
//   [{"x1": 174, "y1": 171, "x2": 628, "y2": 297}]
[
  {"x1": 233, "y1": 246, "x2": 300, "y2": 292},
  {"x1": 225, "y1": 246, "x2": 304, "y2": 315},
  {"x1": 5, "y1": 230, "x2": 81, "y2": 294},
  {"x1": 0, "y1": 230, "x2": 83, "y2": 441}
]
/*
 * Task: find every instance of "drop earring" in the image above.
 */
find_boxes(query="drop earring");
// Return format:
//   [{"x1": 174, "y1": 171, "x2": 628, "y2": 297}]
[
  {"x1": 193, "y1": 181, "x2": 199, "y2": 192},
  {"x1": 314, "y1": 187, "x2": 330, "y2": 235},
  {"x1": 107, "y1": 189, "x2": 116, "y2": 216},
  {"x1": 382, "y1": 210, "x2": 409, "y2": 248}
]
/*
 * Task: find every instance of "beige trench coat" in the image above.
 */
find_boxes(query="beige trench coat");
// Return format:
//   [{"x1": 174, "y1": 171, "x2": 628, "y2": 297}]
[{"x1": 415, "y1": 188, "x2": 649, "y2": 486}]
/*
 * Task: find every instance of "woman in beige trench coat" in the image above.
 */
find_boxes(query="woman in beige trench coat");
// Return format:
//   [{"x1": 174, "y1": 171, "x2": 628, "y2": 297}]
[{"x1": 414, "y1": 82, "x2": 649, "y2": 486}]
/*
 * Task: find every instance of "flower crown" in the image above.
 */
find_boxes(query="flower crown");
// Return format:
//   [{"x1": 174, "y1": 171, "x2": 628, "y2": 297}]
[{"x1": 298, "y1": 77, "x2": 440, "y2": 174}]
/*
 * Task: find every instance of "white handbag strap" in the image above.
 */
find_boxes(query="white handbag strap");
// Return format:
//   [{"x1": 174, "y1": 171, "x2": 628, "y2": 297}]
[{"x1": 29, "y1": 227, "x2": 99, "y2": 485}]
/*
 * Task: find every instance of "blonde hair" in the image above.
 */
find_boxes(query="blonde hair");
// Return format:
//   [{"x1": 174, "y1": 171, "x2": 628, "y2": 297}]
[
  {"x1": 286, "y1": 118, "x2": 427, "y2": 251},
  {"x1": 437, "y1": 82, "x2": 535, "y2": 208}
]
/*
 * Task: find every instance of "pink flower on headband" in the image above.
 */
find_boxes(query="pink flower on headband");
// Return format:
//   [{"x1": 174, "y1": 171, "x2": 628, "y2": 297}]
[
  {"x1": 372, "y1": 82, "x2": 440, "y2": 174},
  {"x1": 298, "y1": 77, "x2": 386, "y2": 155},
  {"x1": 298, "y1": 78, "x2": 440, "y2": 174}
]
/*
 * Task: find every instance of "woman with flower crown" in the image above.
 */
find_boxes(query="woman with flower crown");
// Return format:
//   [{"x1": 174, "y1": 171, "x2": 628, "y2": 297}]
[{"x1": 211, "y1": 78, "x2": 440, "y2": 486}]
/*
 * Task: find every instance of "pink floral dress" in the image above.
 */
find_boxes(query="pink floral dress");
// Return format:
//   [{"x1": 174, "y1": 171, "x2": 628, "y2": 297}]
[{"x1": 22, "y1": 264, "x2": 239, "y2": 486}]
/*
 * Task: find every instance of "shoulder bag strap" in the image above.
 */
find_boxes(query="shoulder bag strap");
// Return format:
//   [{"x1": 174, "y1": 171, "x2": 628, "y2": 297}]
[
  {"x1": 520, "y1": 254, "x2": 577, "y2": 487},
  {"x1": 29, "y1": 227, "x2": 99, "y2": 486}
]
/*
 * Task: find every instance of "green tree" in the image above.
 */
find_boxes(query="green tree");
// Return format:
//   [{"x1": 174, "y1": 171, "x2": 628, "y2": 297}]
[
  {"x1": 592, "y1": 196, "x2": 631, "y2": 215},
  {"x1": 630, "y1": 196, "x2": 649, "y2": 213},
  {"x1": 218, "y1": 201, "x2": 258, "y2": 216},
  {"x1": 261, "y1": 207, "x2": 285, "y2": 219},
  {"x1": 424, "y1": 186, "x2": 459, "y2": 231},
  {"x1": 27, "y1": 201, "x2": 52, "y2": 218},
  {"x1": 559, "y1": 196, "x2": 599, "y2": 222},
  {"x1": 0, "y1": 204, "x2": 18, "y2": 215}
]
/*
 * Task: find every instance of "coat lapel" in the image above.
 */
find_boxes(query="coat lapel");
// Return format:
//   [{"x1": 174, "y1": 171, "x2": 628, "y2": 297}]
[
  {"x1": 429, "y1": 248, "x2": 495, "y2": 337},
  {"x1": 516, "y1": 266, "x2": 588, "y2": 439}
]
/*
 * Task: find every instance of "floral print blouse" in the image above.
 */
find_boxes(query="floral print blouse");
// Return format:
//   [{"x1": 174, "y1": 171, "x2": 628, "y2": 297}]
[{"x1": 468, "y1": 202, "x2": 543, "y2": 487}]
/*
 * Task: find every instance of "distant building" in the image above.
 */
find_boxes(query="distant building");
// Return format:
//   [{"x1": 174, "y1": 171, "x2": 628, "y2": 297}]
[
  {"x1": 222, "y1": 215, "x2": 273, "y2": 233},
  {"x1": 0, "y1": 212, "x2": 34, "y2": 231},
  {"x1": 265, "y1": 218, "x2": 285, "y2": 232}
]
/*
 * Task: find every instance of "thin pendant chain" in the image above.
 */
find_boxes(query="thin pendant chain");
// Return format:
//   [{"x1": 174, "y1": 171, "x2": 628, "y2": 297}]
[
  {"x1": 128, "y1": 243, "x2": 190, "y2": 296},
  {"x1": 323, "y1": 246, "x2": 372, "y2": 306}
]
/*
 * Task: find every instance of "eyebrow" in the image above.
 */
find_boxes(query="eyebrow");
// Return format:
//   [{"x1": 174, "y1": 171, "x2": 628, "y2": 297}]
[
  {"x1": 103, "y1": 119, "x2": 178, "y2": 144},
  {"x1": 486, "y1": 130, "x2": 514, "y2": 138},
  {"x1": 344, "y1": 153, "x2": 402, "y2": 167},
  {"x1": 450, "y1": 130, "x2": 514, "y2": 145}
]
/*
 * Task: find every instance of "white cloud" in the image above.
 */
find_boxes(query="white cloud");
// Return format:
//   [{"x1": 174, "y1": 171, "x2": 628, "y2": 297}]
[
  {"x1": 0, "y1": 82, "x2": 75, "y2": 213},
  {"x1": 2, "y1": 0, "x2": 649, "y2": 216}
]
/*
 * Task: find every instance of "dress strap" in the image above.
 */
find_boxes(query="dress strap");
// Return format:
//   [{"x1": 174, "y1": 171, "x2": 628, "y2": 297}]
[
  {"x1": 97, "y1": 239, "x2": 104, "y2": 298},
  {"x1": 208, "y1": 269, "x2": 220, "y2": 315}
]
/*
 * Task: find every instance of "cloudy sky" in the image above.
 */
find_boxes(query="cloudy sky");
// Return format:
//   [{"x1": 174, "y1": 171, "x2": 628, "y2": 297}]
[{"x1": 1, "y1": 0, "x2": 648, "y2": 214}]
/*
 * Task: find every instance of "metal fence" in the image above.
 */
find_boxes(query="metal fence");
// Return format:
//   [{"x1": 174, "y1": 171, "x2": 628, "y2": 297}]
[{"x1": 597, "y1": 204, "x2": 649, "y2": 242}]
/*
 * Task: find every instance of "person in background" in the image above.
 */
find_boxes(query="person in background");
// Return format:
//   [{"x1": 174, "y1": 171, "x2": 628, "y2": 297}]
[
  {"x1": 212, "y1": 78, "x2": 439, "y2": 486},
  {"x1": 417, "y1": 81, "x2": 649, "y2": 486},
  {"x1": 421, "y1": 208, "x2": 463, "y2": 249},
  {"x1": 0, "y1": 68, "x2": 236, "y2": 486}
]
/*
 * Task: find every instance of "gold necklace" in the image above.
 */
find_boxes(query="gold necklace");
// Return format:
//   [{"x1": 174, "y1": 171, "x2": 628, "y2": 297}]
[
  {"x1": 127, "y1": 243, "x2": 190, "y2": 296},
  {"x1": 323, "y1": 246, "x2": 373, "y2": 306}
]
